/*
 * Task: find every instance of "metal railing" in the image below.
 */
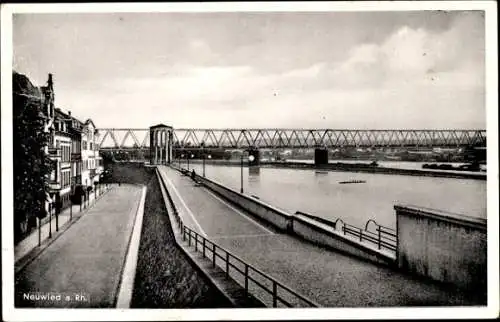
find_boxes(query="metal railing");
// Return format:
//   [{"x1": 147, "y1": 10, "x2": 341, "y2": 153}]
[
  {"x1": 180, "y1": 224, "x2": 318, "y2": 308},
  {"x1": 296, "y1": 211, "x2": 397, "y2": 252},
  {"x1": 158, "y1": 170, "x2": 319, "y2": 308},
  {"x1": 339, "y1": 219, "x2": 397, "y2": 252}
]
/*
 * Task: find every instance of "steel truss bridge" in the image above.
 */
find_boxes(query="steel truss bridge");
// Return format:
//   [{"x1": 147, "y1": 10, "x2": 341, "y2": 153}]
[{"x1": 97, "y1": 128, "x2": 486, "y2": 151}]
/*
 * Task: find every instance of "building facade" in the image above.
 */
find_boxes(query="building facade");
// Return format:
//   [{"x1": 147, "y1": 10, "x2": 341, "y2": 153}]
[
  {"x1": 81, "y1": 119, "x2": 103, "y2": 191},
  {"x1": 13, "y1": 71, "x2": 105, "y2": 239},
  {"x1": 49, "y1": 110, "x2": 73, "y2": 214},
  {"x1": 38, "y1": 74, "x2": 103, "y2": 215}
]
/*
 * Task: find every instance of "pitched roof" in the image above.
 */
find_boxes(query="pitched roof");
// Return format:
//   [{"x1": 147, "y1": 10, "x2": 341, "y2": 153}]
[
  {"x1": 84, "y1": 118, "x2": 96, "y2": 128},
  {"x1": 13, "y1": 71, "x2": 42, "y2": 99},
  {"x1": 150, "y1": 123, "x2": 173, "y2": 129}
]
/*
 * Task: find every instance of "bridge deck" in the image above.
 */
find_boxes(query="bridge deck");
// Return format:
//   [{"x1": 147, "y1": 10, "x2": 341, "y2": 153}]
[{"x1": 158, "y1": 166, "x2": 481, "y2": 307}]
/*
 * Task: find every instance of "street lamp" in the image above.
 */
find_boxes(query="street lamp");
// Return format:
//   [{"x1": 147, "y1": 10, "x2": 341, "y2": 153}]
[
  {"x1": 48, "y1": 202, "x2": 52, "y2": 238},
  {"x1": 180, "y1": 154, "x2": 185, "y2": 169},
  {"x1": 240, "y1": 153, "x2": 255, "y2": 193},
  {"x1": 203, "y1": 154, "x2": 211, "y2": 177},
  {"x1": 187, "y1": 153, "x2": 194, "y2": 171}
]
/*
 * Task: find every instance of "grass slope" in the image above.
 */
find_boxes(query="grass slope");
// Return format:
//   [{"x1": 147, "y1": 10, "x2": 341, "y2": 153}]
[{"x1": 108, "y1": 163, "x2": 231, "y2": 308}]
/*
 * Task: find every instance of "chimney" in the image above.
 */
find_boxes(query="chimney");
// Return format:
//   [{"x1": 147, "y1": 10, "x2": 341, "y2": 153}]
[
  {"x1": 68, "y1": 111, "x2": 71, "y2": 116},
  {"x1": 48, "y1": 73, "x2": 53, "y2": 87}
]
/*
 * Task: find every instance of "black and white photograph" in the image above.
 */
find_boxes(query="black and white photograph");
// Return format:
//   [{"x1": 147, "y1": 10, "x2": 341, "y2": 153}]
[{"x1": 1, "y1": 2, "x2": 498, "y2": 321}]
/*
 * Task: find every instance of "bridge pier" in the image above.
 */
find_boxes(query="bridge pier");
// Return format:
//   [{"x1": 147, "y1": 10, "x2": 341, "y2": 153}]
[
  {"x1": 314, "y1": 148, "x2": 328, "y2": 166},
  {"x1": 149, "y1": 124, "x2": 173, "y2": 165}
]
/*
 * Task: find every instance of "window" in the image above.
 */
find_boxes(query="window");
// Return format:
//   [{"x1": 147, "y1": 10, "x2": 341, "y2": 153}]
[
  {"x1": 61, "y1": 145, "x2": 71, "y2": 162},
  {"x1": 83, "y1": 140, "x2": 87, "y2": 150},
  {"x1": 90, "y1": 142, "x2": 93, "y2": 151},
  {"x1": 62, "y1": 171, "x2": 69, "y2": 187}
]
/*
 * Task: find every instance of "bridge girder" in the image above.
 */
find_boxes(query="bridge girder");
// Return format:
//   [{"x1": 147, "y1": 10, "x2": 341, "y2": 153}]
[{"x1": 96, "y1": 128, "x2": 487, "y2": 150}]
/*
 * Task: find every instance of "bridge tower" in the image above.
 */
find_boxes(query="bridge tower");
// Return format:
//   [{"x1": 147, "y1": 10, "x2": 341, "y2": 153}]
[{"x1": 149, "y1": 124, "x2": 173, "y2": 165}]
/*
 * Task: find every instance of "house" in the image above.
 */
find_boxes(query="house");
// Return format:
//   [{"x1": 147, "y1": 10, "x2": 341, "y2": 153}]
[
  {"x1": 40, "y1": 74, "x2": 103, "y2": 213},
  {"x1": 13, "y1": 71, "x2": 104, "y2": 237},
  {"x1": 81, "y1": 119, "x2": 103, "y2": 191},
  {"x1": 48, "y1": 109, "x2": 73, "y2": 214}
]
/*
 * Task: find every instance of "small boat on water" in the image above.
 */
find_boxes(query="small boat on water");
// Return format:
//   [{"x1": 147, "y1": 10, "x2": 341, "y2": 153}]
[{"x1": 338, "y1": 180, "x2": 366, "y2": 184}]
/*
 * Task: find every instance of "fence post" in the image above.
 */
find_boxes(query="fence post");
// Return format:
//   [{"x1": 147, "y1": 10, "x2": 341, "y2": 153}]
[
  {"x1": 225, "y1": 252, "x2": 230, "y2": 279},
  {"x1": 188, "y1": 231, "x2": 191, "y2": 246},
  {"x1": 195, "y1": 232, "x2": 198, "y2": 251},
  {"x1": 55, "y1": 206, "x2": 59, "y2": 232},
  {"x1": 245, "y1": 265, "x2": 249, "y2": 295},
  {"x1": 378, "y1": 227, "x2": 381, "y2": 249},
  {"x1": 273, "y1": 282, "x2": 278, "y2": 307},
  {"x1": 203, "y1": 238, "x2": 206, "y2": 258},
  {"x1": 212, "y1": 244, "x2": 216, "y2": 268},
  {"x1": 38, "y1": 217, "x2": 41, "y2": 247},
  {"x1": 360, "y1": 228, "x2": 363, "y2": 242},
  {"x1": 182, "y1": 226, "x2": 186, "y2": 241}
]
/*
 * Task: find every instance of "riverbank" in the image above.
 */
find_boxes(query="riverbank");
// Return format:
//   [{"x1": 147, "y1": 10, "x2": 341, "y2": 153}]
[
  {"x1": 178, "y1": 159, "x2": 486, "y2": 180},
  {"x1": 266, "y1": 161, "x2": 487, "y2": 180}
]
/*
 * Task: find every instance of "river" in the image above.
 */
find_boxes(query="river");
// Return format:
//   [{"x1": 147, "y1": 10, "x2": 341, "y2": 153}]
[{"x1": 185, "y1": 162, "x2": 486, "y2": 229}]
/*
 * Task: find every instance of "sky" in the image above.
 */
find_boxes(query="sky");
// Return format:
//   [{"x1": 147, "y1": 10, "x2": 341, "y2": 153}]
[{"x1": 12, "y1": 10, "x2": 486, "y2": 129}]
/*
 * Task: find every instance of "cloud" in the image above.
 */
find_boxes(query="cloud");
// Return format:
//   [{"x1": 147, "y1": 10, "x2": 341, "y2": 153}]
[{"x1": 37, "y1": 12, "x2": 484, "y2": 129}]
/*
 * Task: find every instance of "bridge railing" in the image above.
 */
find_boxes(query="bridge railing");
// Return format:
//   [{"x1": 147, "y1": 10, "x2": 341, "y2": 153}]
[
  {"x1": 158, "y1": 169, "x2": 319, "y2": 308},
  {"x1": 97, "y1": 128, "x2": 486, "y2": 150}
]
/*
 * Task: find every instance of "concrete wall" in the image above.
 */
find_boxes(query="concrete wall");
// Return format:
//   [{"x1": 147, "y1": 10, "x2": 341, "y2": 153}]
[
  {"x1": 190, "y1": 169, "x2": 395, "y2": 266},
  {"x1": 195, "y1": 174, "x2": 292, "y2": 231},
  {"x1": 395, "y1": 205, "x2": 487, "y2": 292}
]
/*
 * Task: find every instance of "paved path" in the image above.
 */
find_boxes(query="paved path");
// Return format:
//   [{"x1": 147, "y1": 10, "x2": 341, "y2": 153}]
[
  {"x1": 15, "y1": 184, "x2": 143, "y2": 308},
  {"x1": 15, "y1": 185, "x2": 112, "y2": 265},
  {"x1": 159, "y1": 166, "x2": 483, "y2": 307}
]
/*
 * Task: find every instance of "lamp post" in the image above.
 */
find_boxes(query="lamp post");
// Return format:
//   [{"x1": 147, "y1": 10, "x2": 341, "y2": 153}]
[
  {"x1": 94, "y1": 182, "x2": 98, "y2": 202},
  {"x1": 240, "y1": 153, "x2": 255, "y2": 193},
  {"x1": 70, "y1": 186, "x2": 73, "y2": 221},
  {"x1": 203, "y1": 154, "x2": 211, "y2": 177},
  {"x1": 55, "y1": 201, "x2": 59, "y2": 232},
  {"x1": 48, "y1": 202, "x2": 52, "y2": 238},
  {"x1": 180, "y1": 154, "x2": 185, "y2": 169},
  {"x1": 38, "y1": 217, "x2": 41, "y2": 246},
  {"x1": 188, "y1": 153, "x2": 194, "y2": 171}
]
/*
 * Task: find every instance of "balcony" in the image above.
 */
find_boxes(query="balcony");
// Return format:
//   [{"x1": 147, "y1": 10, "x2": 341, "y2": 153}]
[
  {"x1": 48, "y1": 147, "x2": 61, "y2": 158},
  {"x1": 71, "y1": 176, "x2": 81, "y2": 186},
  {"x1": 71, "y1": 153, "x2": 82, "y2": 161},
  {"x1": 48, "y1": 181, "x2": 61, "y2": 191}
]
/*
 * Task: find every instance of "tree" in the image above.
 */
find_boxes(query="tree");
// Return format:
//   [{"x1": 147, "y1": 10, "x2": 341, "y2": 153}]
[{"x1": 13, "y1": 72, "x2": 52, "y2": 243}]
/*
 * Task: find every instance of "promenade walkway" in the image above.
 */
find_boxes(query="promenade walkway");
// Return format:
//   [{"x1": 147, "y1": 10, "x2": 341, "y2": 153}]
[
  {"x1": 14, "y1": 184, "x2": 143, "y2": 308},
  {"x1": 15, "y1": 185, "x2": 112, "y2": 266},
  {"x1": 159, "y1": 165, "x2": 483, "y2": 307}
]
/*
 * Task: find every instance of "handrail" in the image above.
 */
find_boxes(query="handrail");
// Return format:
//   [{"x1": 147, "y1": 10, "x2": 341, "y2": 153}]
[
  {"x1": 295, "y1": 211, "x2": 337, "y2": 229},
  {"x1": 343, "y1": 219, "x2": 397, "y2": 251},
  {"x1": 157, "y1": 168, "x2": 319, "y2": 308},
  {"x1": 181, "y1": 225, "x2": 318, "y2": 307},
  {"x1": 297, "y1": 212, "x2": 397, "y2": 252}
]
